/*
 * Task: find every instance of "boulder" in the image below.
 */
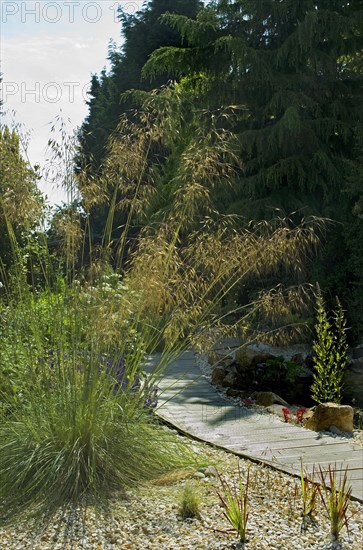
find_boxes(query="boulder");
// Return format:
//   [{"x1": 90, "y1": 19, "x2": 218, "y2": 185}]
[
  {"x1": 235, "y1": 348, "x2": 275, "y2": 368},
  {"x1": 343, "y1": 358, "x2": 363, "y2": 408},
  {"x1": 211, "y1": 365, "x2": 227, "y2": 386},
  {"x1": 235, "y1": 348, "x2": 257, "y2": 368},
  {"x1": 221, "y1": 370, "x2": 239, "y2": 388},
  {"x1": 303, "y1": 402, "x2": 354, "y2": 433},
  {"x1": 252, "y1": 391, "x2": 289, "y2": 407},
  {"x1": 208, "y1": 352, "x2": 234, "y2": 367}
]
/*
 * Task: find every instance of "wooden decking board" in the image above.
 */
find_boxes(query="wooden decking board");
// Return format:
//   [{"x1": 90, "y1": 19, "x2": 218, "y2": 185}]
[
  {"x1": 272, "y1": 445, "x2": 363, "y2": 457},
  {"x1": 160, "y1": 414, "x2": 345, "y2": 439},
  {"x1": 153, "y1": 352, "x2": 363, "y2": 502},
  {"x1": 236, "y1": 439, "x2": 363, "y2": 453},
  {"x1": 169, "y1": 427, "x2": 337, "y2": 446},
  {"x1": 275, "y1": 452, "x2": 363, "y2": 465},
  {"x1": 223, "y1": 441, "x2": 359, "y2": 454}
]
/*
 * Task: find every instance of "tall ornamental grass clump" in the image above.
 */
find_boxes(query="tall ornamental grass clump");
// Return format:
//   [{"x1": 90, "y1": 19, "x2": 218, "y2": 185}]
[
  {"x1": 0, "y1": 105, "x2": 321, "y2": 520},
  {"x1": 0, "y1": 267, "x2": 193, "y2": 519}
]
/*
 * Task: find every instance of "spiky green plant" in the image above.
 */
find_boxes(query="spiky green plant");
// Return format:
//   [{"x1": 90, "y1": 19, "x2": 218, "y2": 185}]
[
  {"x1": 318, "y1": 465, "x2": 352, "y2": 541},
  {"x1": 216, "y1": 463, "x2": 250, "y2": 543},
  {"x1": 299, "y1": 463, "x2": 319, "y2": 522}
]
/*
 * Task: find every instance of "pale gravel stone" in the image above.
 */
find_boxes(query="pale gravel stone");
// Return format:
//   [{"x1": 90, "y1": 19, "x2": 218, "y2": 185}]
[{"x1": 1, "y1": 439, "x2": 362, "y2": 550}]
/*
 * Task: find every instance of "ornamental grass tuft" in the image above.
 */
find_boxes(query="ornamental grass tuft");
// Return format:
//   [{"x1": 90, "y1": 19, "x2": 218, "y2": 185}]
[
  {"x1": 179, "y1": 480, "x2": 201, "y2": 520},
  {"x1": 216, "y1": 463, "x2": 250, "y2": 543},
  {"x1": 318, "y1": 464, "x2": 352, "y2": 541},
  {"x1": 0, "y1": 268, "x2": 194, "y2": 521}
]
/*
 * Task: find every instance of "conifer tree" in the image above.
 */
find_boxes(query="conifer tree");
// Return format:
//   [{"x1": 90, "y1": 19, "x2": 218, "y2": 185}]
[
  {"x1": 145, "y1": 0, "x2": 362, "y2": 216},
  {"x1": 143, "y1": 0, "x2": 363, "y2": 336}
]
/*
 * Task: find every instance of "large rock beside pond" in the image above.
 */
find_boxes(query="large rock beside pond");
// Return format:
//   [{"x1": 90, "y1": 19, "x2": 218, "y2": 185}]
[
  {"x1": 235, "y1": 348, "x2": 275, "y2": 369},
  {"x1": 221, "y1": 369, "x2": 238, "y2": 388},
  {"x1": 303, "y1": 402, "x2": 354, "y2": 433},
  {"x1": 208, "y1": 352, "x2": 234, "y2": 368},
  {"x1": 211, "y1": 365, "x2": 228, "y2": 386}
]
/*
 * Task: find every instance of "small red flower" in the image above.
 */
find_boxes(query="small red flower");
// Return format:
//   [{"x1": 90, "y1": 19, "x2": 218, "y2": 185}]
[
  {"x1": 296, "y1": 407, "x2": 306, "y2": 424},
  {"x1": 242, "y1": 398, "x2": 254, "y2": 407},
  {"x1": 282, "y1": 407, "x2": 291, "y2": 422}
]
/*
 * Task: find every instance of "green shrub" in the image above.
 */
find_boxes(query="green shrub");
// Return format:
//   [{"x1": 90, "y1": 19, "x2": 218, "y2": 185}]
[
  {"x1": 310, "y1": 287, "x2": 348, "y2": 404},
  {"x1": 265, "y1": 356, "x2": 305, "y2": 385}
]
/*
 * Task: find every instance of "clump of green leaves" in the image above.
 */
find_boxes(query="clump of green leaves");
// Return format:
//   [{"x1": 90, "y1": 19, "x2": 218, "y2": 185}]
[
  {"x1": 265, "y1": 356, "x2": 305, "y2": 385},
  {"x1": 318, "y1": 465, "x2": 352, "y2": 541},
  {"x1": 310, "y1": 286, "x2": 348, "y2": 404},
  {"x1": 216, "y1": 463, "x2": 250, "y2": 543},
  {"x1": 179, "y1": 480, "x2": 201, "y2": 520}
]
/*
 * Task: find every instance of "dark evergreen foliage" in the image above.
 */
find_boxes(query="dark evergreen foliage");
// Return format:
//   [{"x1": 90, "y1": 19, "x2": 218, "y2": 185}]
[
  {"x1": 143, "y1": 0, "x2": 363, "y2": 338},
  {"x1": 145, "y1": 0, "x2": 362, "y2": 213},
  {"x1": 76, "y1": 0, "x2": 363, "y2": 338}
]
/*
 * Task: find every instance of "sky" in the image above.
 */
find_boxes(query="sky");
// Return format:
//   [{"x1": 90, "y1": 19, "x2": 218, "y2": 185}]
[{"x1": 1, "y1": 0, "x2": 144, "y2": 205}]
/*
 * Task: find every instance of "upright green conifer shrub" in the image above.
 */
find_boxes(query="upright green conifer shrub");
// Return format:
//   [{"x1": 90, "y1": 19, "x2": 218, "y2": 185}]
[{"x1": 311, "y1": 287, "x2": 348, "y2": 404}]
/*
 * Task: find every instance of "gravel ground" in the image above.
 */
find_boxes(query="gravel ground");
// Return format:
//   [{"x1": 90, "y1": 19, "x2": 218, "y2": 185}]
[
  {"x1": 1, "y1": 440, "x2": 362, "y2": 550},
  {"x1": 1, "y1": 352, "x2": 362, "y2": 549}
]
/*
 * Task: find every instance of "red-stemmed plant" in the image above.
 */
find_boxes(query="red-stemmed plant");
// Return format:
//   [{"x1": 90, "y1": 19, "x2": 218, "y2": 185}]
[
  {"x1": 282, "y1": 407, "x2": 291, "y2": 422},
  {"x1": 216, "y1": 463, "x2": 250, "y2": 543},
  {"x1": 318, "y1": 464, "x2": 352, "y2": 541}
]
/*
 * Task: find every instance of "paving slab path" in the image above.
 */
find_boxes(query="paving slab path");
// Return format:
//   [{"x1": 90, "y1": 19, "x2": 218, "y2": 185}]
[{"x1": 147, "y1": 351, "x2": 363, "y2": 502}]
